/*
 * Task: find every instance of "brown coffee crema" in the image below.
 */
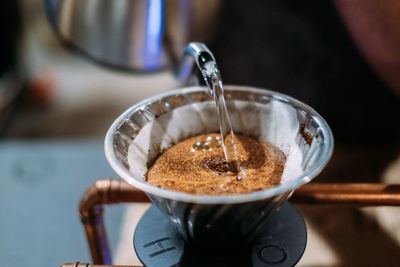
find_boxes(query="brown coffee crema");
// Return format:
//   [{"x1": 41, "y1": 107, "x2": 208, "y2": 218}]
[{"x1": 146, "y1": 133, "x2": 286, "y2": 195}]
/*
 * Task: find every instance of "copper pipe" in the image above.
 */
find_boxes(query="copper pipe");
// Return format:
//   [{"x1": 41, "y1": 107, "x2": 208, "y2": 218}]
[
  {"x1": 292, "y1": 183, "x2": 400, "y2": 206},
  {"x1": 60, "y1": 263, "x2": 139, "y2": 267},
  {"x1": 79, "y1": 179, "x2": 149, "y2": 264},
  {"x1": 79, "y1": 180, "x2": 400, "y2": 266}
]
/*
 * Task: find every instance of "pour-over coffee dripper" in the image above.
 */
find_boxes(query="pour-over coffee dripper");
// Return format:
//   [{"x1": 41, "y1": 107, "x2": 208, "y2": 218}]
[{"x1": 105, "y1": 86, "x2": 333, "y2": 252}]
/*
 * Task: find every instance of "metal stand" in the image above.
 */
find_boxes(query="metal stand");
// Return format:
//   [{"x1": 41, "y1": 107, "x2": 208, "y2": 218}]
[{"x1": 76, "y1": 180, "x2": 400, "y2": 266}]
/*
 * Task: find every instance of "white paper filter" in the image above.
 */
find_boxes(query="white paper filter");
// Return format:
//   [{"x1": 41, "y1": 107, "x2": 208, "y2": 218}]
[{"x1": 127, "y1": 99, "x2": 303, "y2": 189}]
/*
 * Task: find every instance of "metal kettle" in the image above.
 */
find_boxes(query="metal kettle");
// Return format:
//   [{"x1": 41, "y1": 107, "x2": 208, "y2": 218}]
[{"x1": 44, "y1": 0, "x2": 221, "y2": 72}]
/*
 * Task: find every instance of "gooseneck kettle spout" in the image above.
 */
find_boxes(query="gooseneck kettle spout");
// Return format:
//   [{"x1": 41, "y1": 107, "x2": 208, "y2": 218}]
[{"x1": 176, "y1": 42, "x2": 222, "y2": 88}]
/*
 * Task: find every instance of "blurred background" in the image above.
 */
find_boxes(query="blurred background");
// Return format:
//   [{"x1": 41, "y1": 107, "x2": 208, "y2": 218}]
[{"x1": 1, "y1": 0, "x2": 399, "y2": 266}]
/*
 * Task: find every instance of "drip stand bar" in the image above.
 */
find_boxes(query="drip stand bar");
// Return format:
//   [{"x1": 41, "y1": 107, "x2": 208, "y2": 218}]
[
  {"x1": 291, "y1": 183, "x2": 400, "y2": 206},
  {"x1": 79, "y1": 180, "x2": 149, "y2": 265}
]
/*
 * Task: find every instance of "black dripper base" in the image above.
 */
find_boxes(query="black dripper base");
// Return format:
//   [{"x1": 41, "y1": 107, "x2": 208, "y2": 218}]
[{"x1": 134, "y1": 202, "x2": 306, "y2": 267}]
